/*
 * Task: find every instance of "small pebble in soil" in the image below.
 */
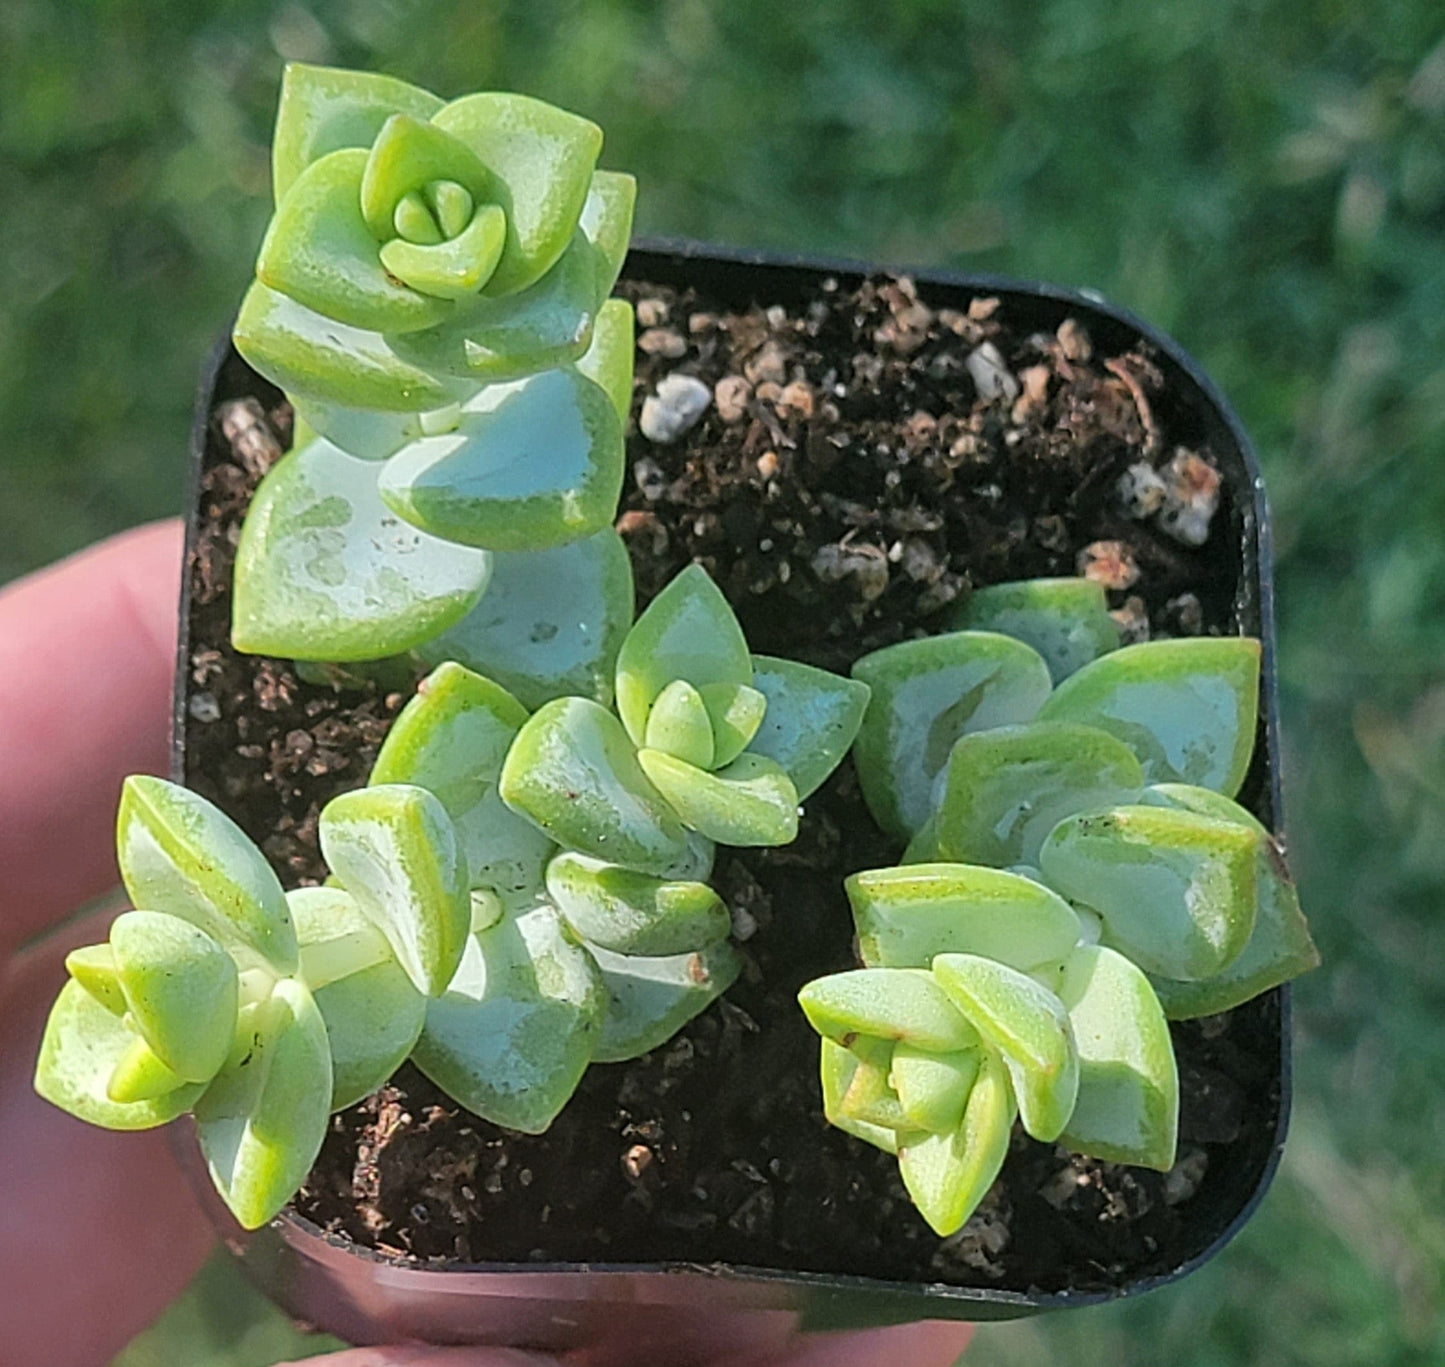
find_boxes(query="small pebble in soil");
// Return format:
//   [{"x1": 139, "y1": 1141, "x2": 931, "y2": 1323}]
[
  {"x1": 1078, "y1": 539, "x2": 1142, "y2": 590},
  {"x1": 1158, "y1": 447, "x2": 1223, "y2": 546},
  {"x1": 638, "y1": 327, "x2": 687, "y2": 359},
  {"x1": 965, "y1": 341, "x2": 1020, "y2": 403},
  {"x1": 640, "y1": 373, "x2": 712, "y2": 443},
  {"x1": 1162, "y1": 1148, "x2": 1210, "y2": 1205},
  {"x1": 714, "y1": 375, "x2": 752, "y2": 423},
  {"x1": 1111, "y1": 594, "x2": 1151, "y2": 643},
  {"x1": 188, "y1": 691, "x2": 221, "y2": 723},
  {"x1": 1118, "y1": 460, "x2": 1169, "y2": 518}
]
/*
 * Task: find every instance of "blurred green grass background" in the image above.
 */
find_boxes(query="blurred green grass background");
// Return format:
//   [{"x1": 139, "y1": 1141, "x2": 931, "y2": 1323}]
[{"x1": 2, "y1": 1, "x2": 1441, "y2": 1363}]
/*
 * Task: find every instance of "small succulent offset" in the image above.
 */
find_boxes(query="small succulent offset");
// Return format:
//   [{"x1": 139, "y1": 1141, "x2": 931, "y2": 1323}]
[
  {"x1": 501, "y1": 564, "x2": 873, "y2": 861},
  {"x1": 228, "y1": 64, "x2": 637, "y2": 681},
  {"x1": 800, "y1": 578, "x2": 1318, "y2": 1235}
]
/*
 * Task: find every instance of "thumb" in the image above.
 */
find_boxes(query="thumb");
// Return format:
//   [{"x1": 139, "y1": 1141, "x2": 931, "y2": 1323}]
[{"x1": 293, "y1": 1351, "x2": 561, "y2": 1366}]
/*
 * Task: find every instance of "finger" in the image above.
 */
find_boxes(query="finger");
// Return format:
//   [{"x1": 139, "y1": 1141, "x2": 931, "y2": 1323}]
[
  {"x1": 0, "y1": 910, "x2": 214, "y2": 1367},
  {"x1": 0, "y1": 520, "x2": 183, "y2": 957},
  {"x1": 716, "y1": 1320, "x2": 974, "y2": 1367},
  {"x1": 303, "y1": 1351, "x2": 560, "y2": 1366}
]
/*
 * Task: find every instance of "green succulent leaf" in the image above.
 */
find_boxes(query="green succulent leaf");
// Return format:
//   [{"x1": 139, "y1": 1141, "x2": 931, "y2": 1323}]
[
  {"x1": 901, "y1": 815, "x2": 941, "y2": 864},
  {"x1": 63, "y1": 944, "x2": 126, "y2": 1015},
  {"x1": 897, "y1": 1050, "x2": 1016, "y2": 1237},
  {"x1": 637, "y1": 749, "x2": 800, "y2": 847},
  {"x1": 847, "y1": 863, "x2": 1082, "y2": 973},
  {"x1": 952, "y1": 578, "x2": 1121, "y2": 684},
  {"x1": 932, "y1": 952, "x2": 1079, "y2": 1143},
  {"x1": 546, "y1": 851, "x2": 730, "y2": 956},
  {"x1": 836, "y1": 1040, "x2": 910, "y2": 1130},
  {"x1": 747, "y1": 656, "x2": 871, "y2": 799},
  {"x1": 258, "y1": 149, "x2": 453, "y2": 335},
  {"x1": 1140, "y1": 784, "x2": 1320, "y2": 1017},
  {"x1": 194, "y1": 978, "x2": 333, "y2": 1230},
  {"x1": 232, "y1": 436, "x2": 493, "y2": 662},
  {"x1": 234, "y1": 281, "x2": 471, "y2": 412},
  {"x1": 417, "y1": 528, "x2": 634, "y2": 709},
  {"x1": 318, "y1": 784, "x2": 471, "y2": 996},
  {"x1": 645, "y1": 679, "x2": 716, "y2": 769},
  {"x1": 379, "y1": 203, "x2": 507, "y2": 301},
  {"x1": 271, "y1": 63, "x2": 443, "y2": 205},
  {"x1": 799, "y1": 968, "x2": 980, "y2": 1054},
  {"x1": 852, "y1": 631, "x2": 1053, "y2": 841},
  {"x1": 588, "y1": 940, "x2": 742, "y2": 1063},
  {"x1": 106, "y1": 1035, "x2": 188, "y2": 1104},
  {"x1": 108, "y1": 911, "x2": 238, "y2": 1084},
  {"x1": 377, "y1": 366, "x2": 623, "y2": 551},
  {"x1": 580, "y1": 171, "x2": 637, "y2": 303},
  {"x1": 1038, "y1": 637, "x2": 1262, "y2": 797},
  {"x1": 288, "y1": 396, "x2": 475, "y2": 463},
  {"x1": 1040, "y1": 804, "x2": 1260, "y2": 981},
  {"x1": 499, "y1": 697, "x2": 694, "y2": 877},
  {"x1": 369, "y1": 663, "x2": 555, "y2": 906},
  {"x1": 433, "y1": 93, "x2": 602, "y2": 297},
  {"x1": 698, "y1": 681, "x2": 768, "y2": 769},
  {"x1": 616, "y1": 564, "x2": 753, "y2": 747},
  {"x1": 818, "y1": 1038, "x2": 902, "y2": 1155},
  {"x1": 934, "y1": 721, "x2": 1146, "y2": 868},
  {"x1": 412, "y1": 903, "x2": 605, "y2": 1133},
  {"x1": 117, "y1": 776, "x2": 297, "y2": 974},
  {"x1": 358, "y1": 113, "x2": 495, "y2": 242},
  {"x1": 1054, "y1": 944, "x2": 1179, "y2": 1171},
  {"x1": 386, "y1": 229, "x2": 600, "y2": 384},
  {"x1": 35, "y1": 980, "x2": 207, "y2": 1130},
  {"x1": 291, "y1": 887, "x2": 426, "y2": 1111},
  {"x1": 576, "y1": 297, "x2": 635, "y2": 421},
  {"x1": 890, "y1": 1043, "x2": 980, "y2": 1134}
]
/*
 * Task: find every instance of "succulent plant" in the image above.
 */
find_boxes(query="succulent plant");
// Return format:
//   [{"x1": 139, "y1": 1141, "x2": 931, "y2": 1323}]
[
  {"x1": 33, "y1": 771, "x2": 496, "y2": 1229},
  {"x1": 856, "y1": 583, "x2": 1317, "y2": 1017},
  {"x1": 800, "y1": 863, "x2": 1178, "y2": 1236},
  {"x1": 502, "y1": 564, "x2": 873, "y2": 858},
  {"x1": 800, "y1": 579, "x2": 1317, "y2": 1235},
  {"x1": 228, "y1": 64, "x2": 637, "y2": 675}
]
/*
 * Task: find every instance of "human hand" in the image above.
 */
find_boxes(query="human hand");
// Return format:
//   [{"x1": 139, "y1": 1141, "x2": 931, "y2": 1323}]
[{"x1": 0, "y1": 523, "x2": 971, "y2": 1367}]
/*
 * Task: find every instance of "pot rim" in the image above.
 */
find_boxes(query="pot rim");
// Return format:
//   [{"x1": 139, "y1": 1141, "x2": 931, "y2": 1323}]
[{"x1": 173, "y1": 239, "x2": 1293, "y2": 1318}]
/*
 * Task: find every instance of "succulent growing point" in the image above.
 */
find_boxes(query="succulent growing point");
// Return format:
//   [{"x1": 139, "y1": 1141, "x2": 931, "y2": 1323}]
[
  {"x1": 229, "y1": 64, "x2": 637, "y2": 671},
  {"x1": 802, "y1": 579, "x2": 1316, "y2": 1235}
]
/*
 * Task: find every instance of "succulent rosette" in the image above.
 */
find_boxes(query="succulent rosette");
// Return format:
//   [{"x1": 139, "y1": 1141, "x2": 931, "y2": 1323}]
[
  {"x1": 229, "y1": 65, "x2": 638, "y2": 668},
  {"x1": 798, "y1": 578, "x2": 1319, "y2": 1236}
]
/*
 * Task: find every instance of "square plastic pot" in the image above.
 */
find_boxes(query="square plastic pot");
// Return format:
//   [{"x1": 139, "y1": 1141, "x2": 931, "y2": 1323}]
[{"x1": 171, "y1": 241, "x2": 1293, "y2": 1361}]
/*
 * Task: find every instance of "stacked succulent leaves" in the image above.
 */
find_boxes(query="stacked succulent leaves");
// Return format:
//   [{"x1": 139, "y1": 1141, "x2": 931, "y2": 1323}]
[
  {"x1": 228, "y1": 64, "x2": 637, "y2": 679},
  {"x1": 799, "y1": 577, "x2": 1318, "y2": 1235}
]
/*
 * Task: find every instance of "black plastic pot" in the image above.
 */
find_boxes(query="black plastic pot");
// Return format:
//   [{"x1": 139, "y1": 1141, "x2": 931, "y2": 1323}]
[{"x1": 172, "y1": 242, "x2": 1292, "y2": 1360}]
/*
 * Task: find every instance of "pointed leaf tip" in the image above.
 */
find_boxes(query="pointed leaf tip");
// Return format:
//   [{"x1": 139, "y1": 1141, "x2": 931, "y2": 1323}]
[
  {"x1": 852, "y1": 631, "x2": 1052, "y2": 840},
  {"x1": 1040, "y1": 804, "x2": 1259, "y2": 982},
  {"x1": 747, "y1": 656, "x2": 870, "y2": 799},
  {"x1": 499, "y1": 697, "x2": 693, "y2": 878},
  {"x1": 117, "y1": 776, "x2": 296, "y2": 974},
  {"x1": 1039, "y1": 636, "x2": 1262, "y2": 797},
  {"x1": 616, "y1": 564, "x2": 752, "y2": 747},
  {"x1": 932, "y1": 953, "x2": 1079, "y2": 1143},
  {"x1": 318, "y1": 783, "x2": 471, "y2": 996},
  {"x1": 638, "y1": 749, "x2": 800, "y2": 848}
]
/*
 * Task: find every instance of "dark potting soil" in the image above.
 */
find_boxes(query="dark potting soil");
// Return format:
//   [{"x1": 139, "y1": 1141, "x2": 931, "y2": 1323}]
[{"x1": 183, "y1": 271, "x2": 1281, "y2": 1294}]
